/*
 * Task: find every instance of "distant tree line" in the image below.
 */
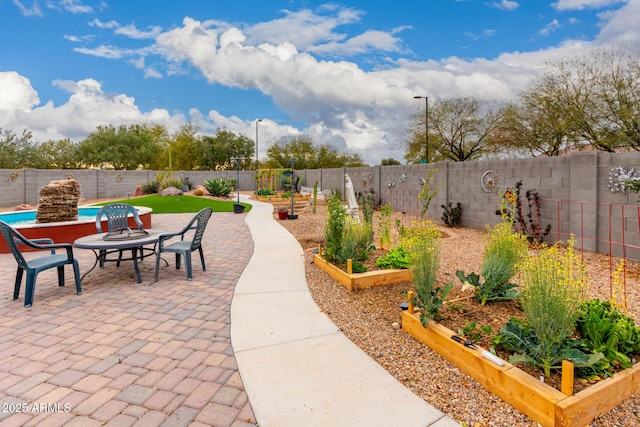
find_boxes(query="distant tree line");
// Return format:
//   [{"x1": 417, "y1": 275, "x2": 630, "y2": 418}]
[
  {"x1": 405, "y1": 47, "x2": 640, "y2": 163},
  {"x1": 0, "y1": 123, "x2": 366, "y2": 170}
]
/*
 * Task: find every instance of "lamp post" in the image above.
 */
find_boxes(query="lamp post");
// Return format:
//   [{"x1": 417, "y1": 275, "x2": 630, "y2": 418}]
[
  {"x1": 255, "y1": 119, "x2": 262, "y2": 188},
  {"x1": 413, "y1": 96, "x2": 429, "y2": 163},
  {"x1": 289, "y1": 159, "x2": 298, "y2": 220},
  {"x1": 230, "y1": 156, "x2": 245, "y2": 213}
]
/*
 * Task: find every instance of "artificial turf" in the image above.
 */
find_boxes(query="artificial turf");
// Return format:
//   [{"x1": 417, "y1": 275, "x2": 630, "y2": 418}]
[{"x1": 93, "y1": 194, "x2": 251, "y2": 214}]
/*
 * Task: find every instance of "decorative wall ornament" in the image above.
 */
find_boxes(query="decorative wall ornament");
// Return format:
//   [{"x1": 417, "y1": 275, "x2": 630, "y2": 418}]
[
  {"x1": 362, "y1": 179, "x2": 367, "y2": 188},
  {"x1": 387, "y1": 179, "x2": 396, "y2": 188},
  {"x1": 6, "y1": 172, "x2": 18, "y2": 183},
  {"x1": 115, "y1": 173, "x2": 123, "y2": 183},
  {"x1": 368, "y1": 172, "x2": 374, "y2": 182},
  {"x1": 481, "y1": 171, "x2": 500, "y2": 193},
  {"x1": 400, "y1": 170, "x2": 407, "y2": 183},
  {"x1": 418, "y1": 177, "x2": 426, "y2": 186},
  {"x1": 608, "y1": 166, "x2": 639, "y2": 193}
]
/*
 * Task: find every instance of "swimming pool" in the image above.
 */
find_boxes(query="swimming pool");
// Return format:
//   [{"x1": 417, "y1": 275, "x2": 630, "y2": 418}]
[
  {"x1": 0, "y1": 207, "x2": 103, "y2": 225},
  {"x1": 0, "y1": 206, "x2": 153, "y2": 254}
]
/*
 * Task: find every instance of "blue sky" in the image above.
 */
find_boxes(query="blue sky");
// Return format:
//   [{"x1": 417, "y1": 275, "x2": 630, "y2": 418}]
[{"x1": 1, "y1": 0, "x2": 638, "y2": 164}]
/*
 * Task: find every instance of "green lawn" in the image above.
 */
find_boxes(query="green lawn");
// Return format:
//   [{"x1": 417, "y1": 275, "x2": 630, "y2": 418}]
[{"x1": 93, "y1": 194, "x2": 251, "y2": 214}]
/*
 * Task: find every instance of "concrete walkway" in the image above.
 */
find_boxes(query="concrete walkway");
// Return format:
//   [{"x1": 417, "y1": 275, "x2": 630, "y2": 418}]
[{"x1": 232, "y1": 197, "x2": 459, "y2": 427}]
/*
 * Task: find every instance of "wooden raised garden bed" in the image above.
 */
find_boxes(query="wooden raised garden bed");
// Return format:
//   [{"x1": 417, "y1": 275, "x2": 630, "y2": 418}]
[
  {"x1": 313, "y1": 247, "x2": 412, "y2": 291},
  {"x1": 401, "y1": 293, "x2": 640, "y2": 427},
  {"x1": 255, "y1": 195, "x2": 309, "y2": 203}
]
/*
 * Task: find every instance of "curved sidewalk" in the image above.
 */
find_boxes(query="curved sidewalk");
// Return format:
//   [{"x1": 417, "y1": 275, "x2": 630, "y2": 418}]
[{"x1": 232, "y1": 197, "x2": 459, "y2": 427}]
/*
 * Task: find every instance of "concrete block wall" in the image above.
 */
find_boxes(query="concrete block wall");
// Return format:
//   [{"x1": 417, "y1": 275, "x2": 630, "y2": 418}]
[{"x1": 3, "y1": 151, "x2": 640, "y2": 259}]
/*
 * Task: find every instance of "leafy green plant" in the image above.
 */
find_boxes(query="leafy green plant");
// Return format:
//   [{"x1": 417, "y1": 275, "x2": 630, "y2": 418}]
[
  {"x1": 576, "y1": 299, "x2": 640, "y2": 376},
  {"x1": 441, "y1": 202, "x2": 462, "y2": 227},
  {"x1": 255, "y1": 188, "x2": 276, "y2": 197},
  {"x1": 404, "y1": 221, "x2": 452, "y2": 326},
  {"x1": 324, "y1": 194, "x2": 347, "y2": 264},
  {"x1": 458, "y1": 322, "x2": 492, "y2": 343},
  {"x1": 375, "y1": 246, "x2": 411, "y2": 269},
  {"x1": 204, "y1": 178, "x2": 235, "y2": 197},
  {"x1": 493, "y1": 318, "x2": 601, "y2": 378},
  {"x1": 456, "y1": 222, "x2": 528, "y2": 305},
  {"x1": 519, "y1": 238, "x2": 589, "y2": 377}
]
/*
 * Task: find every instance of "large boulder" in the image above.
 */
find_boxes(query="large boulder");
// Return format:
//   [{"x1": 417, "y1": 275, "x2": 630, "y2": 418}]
[
  {"x1": 133, "y1": 185, "x2": 145, "y2": 197},
  {"x1": 160, "y1": 186, "x2": 183, "y2": 197}
]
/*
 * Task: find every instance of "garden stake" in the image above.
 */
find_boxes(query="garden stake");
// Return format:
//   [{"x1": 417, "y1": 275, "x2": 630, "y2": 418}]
[
  {"x1": 561, "y1": 360, "x2": 574, "y2": 396},
  {"x1": 407, "y1": 291, "x2": 414, "y2": 314}
]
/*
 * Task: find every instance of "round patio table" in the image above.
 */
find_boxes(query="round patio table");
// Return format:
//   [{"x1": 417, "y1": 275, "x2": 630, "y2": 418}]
[{"x1": 74, "y1": 228, "x2": 168, "y2": 283}]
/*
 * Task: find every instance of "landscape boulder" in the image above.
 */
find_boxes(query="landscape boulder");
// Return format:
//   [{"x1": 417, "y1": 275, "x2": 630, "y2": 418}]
[{"x1": 160, "y1": 186, "x2": 183, "y2": 197}]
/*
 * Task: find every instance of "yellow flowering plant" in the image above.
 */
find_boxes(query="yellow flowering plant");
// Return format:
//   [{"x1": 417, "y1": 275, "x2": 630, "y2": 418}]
[
  {"x1": 508, "y1": 237, "x2": 592, "y2": 377},
  {"x1": 403, "y1": 221, "x2": 452, "y2": 326},
  {"x1": 456, "y1": 222, "x2": 528, "y2": 305}
]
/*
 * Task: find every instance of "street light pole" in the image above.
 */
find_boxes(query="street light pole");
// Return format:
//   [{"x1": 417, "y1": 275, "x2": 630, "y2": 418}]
[
  {"x1": 255, "y1": 119, "x2": 262, "y2": 182},
  {"x1": 413, "y1": 96, "x2": 429, "y2": 163}
]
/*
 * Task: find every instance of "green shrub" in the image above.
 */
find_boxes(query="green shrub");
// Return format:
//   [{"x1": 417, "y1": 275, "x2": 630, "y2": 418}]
[
  {"x1": 140, "y1": 179, "x2": 160, "y2": 194},
  {"x1": 204, "y1": 178, "x2": 235, "y2": 197},
  {"x1": 441, "y1": 202, "x2": 462, "y2": 227}
]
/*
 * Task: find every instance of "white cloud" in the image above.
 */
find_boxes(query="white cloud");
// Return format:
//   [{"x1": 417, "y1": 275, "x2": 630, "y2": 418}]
[
  {"x1": 595, "y1": 0, "x2": 640, "y2": 45},
  {"x1": 144, "y1": 67, "x2": 163, "y2": 79},
  {"x1": 12, "y1": 0, "x2": 43, "y2": 17},
  {"x1": 115, "y1": 24, "x2": 163, "y2": 40},
  {"x1": 464, "y1": 29, "x2": 497, "y2": 41},
  {"x1": 64, "y1": 34, "x2": 94, "y2": 43},
  {"x1": 308, "y1": 29, "x2": 406, "y2": 56},
  {"x1": 539, "y1": 19, "x2": 562, "y2": 36},
  {"x1": 553, "y1": 0, "x2": 628, "y2": 11},
  {"x1": 0, "y1": 72, "x2": 40, "y2": 111},
  {"x1": 0, "y1": 77, "x2": 186, "y2": 142},
  {"x1": 73, "y1": 45, "x2": 133, "y2": 59},
  {"x1": 490, "y1": 0, "x2": 520, "y2": 11},
  {"x1": 89, "y1": 18, "x2": 118, "y2": 29},
  {"x1": 61, "y1": 0, "x2": 93, "y2": 14},
  {"x1": 247, "y1": 6, "x2": 362, "y2": 51}
]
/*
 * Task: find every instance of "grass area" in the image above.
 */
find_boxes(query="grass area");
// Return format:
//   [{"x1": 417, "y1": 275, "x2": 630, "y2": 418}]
[{"x1": 92, "y1": 194, "x2": 252, "y2": 214}]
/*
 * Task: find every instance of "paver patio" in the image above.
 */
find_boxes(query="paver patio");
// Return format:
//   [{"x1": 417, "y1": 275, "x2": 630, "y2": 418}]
[{"x1": 0, "y1": 212, "x2": 257, "y2": 427}]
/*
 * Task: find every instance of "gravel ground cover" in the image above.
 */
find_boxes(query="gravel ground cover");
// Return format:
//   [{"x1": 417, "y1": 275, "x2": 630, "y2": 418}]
[{"x1": 274, "y1": 200, "x2": 640, "y2": 427}]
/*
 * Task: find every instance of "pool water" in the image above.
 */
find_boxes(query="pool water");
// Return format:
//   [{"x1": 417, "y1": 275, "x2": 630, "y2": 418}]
[{"x1": 0, "y1": 207, "x2": 102, "y2": 226}]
